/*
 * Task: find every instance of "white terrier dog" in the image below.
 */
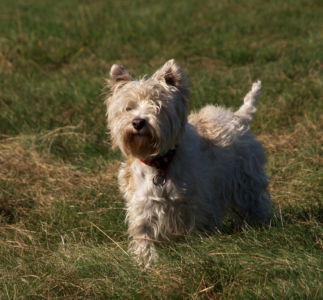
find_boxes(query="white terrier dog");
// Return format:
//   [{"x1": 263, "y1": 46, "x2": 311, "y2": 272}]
[{"x1": 105, "y1": 59, "x2": 272, "y2": 267}]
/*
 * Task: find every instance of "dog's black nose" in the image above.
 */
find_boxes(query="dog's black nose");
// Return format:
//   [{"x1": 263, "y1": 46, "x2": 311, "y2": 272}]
[{"x1": 132, "y1": 118, "x2": 146, "y2": 131}]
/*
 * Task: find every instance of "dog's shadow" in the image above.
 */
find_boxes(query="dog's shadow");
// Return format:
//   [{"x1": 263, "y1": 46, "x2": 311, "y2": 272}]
[{"x1": 159, "y1": 203, "x2": 321, "y2": 255}]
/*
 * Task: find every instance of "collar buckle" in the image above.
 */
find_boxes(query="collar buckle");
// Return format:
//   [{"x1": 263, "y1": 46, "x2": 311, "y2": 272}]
[{"x1": 140, "y1": 148, "x2": 176, "y2": 186}]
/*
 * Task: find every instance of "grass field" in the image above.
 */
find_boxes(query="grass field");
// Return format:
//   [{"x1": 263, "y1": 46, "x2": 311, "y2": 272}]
[{"x1": 0, "y1": 0, "x2": 322, "y2": 298}]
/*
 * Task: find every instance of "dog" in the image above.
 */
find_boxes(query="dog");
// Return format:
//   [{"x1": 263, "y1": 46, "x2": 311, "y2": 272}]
[{"x1": 105, "y1": 59, "x2": 273, "y2": 267}]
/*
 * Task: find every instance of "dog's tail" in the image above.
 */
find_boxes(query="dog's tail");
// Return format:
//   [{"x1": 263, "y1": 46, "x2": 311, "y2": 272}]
[{"x1": 234, "y1": 81, "x2": 262, "y2": 122}]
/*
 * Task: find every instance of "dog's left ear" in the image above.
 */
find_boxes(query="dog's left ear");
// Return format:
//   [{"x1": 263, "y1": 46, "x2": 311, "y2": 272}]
[
  {"x1": 107, "y1": 64, "x2": 133, "y2": 92},
  {"x1": 152, "y1": 59, "x2": 188, "y2": 98}
]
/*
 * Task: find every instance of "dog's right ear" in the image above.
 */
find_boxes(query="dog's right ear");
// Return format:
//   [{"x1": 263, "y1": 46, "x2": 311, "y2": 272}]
[{"x1": 107, "y1": 64, "x2": 133, "y2": 92}]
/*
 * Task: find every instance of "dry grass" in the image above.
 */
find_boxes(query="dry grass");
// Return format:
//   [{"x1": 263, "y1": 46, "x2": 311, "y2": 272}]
[
  {"x1": 261, "y1": 117, "x2": 323, "y2": 207},
  {"x1": 0, "y1": 129, "x2": 118, "y2": 223}
]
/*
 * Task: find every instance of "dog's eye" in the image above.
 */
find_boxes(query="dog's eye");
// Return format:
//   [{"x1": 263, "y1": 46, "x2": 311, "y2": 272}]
[{"x1": 125, "y1": 106, "x2": 132, "y2": 112}]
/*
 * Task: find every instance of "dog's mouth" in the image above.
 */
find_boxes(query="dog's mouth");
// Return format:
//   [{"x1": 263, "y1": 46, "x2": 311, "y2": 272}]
[
  {"x1": 130, "y1": 128, "x2": 150, "y2": 137},
  {"x1": 123, "y1": 127, "x2": 159, "y2": 159}
]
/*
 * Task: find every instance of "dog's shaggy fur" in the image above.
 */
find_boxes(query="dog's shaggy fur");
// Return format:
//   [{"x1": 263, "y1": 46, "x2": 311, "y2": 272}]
[{"x1": 105, "y1": 59, "x2": 273, "y2": 267}]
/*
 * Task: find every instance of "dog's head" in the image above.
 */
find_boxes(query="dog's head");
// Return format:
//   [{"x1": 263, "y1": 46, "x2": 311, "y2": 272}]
[{"x1": 105, "y1": 59, "x2": 189, "y2": 159}]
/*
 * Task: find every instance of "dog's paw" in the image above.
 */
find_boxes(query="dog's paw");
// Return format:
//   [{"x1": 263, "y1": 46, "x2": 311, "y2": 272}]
[{"x1": 129, "y1": 238, "x2": 159, "y2": 268}]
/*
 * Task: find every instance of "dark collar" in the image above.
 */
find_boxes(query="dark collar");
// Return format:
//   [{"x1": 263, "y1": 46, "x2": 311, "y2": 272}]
[{"x1": 140, "y1": 148, "x2": 176, "y2": 186}]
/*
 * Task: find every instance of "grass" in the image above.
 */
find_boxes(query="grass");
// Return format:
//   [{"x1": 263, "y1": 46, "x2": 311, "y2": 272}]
[{"x1": 0, "y1": 0, "x2": 322, "y2": 298}]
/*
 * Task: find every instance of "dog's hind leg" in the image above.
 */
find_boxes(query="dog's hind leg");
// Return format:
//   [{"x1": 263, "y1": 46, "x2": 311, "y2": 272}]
[
  {"x1": 234, "y1": 81, "x2": 262, "y2": 122},
  {"x1": 232, "y1": 151, "x2": 273, "y2": 225}
]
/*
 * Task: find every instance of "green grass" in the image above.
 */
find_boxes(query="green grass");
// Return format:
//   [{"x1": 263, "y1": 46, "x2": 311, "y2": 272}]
[{"x1": 0, "y1": 0, "x2": 322, "y2": 298}]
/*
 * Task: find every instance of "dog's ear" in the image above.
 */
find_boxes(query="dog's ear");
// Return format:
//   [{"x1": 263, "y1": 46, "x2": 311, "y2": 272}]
[
  {"x1": 152, "y1": 59, "x2": 188, "y2": 98},
  {"x1": 107, "y1": 64, "x2": 133, "y2": 92}
]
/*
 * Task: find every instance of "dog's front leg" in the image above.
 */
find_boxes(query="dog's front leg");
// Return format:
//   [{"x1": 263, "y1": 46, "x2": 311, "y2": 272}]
[{"x1": 126, "y1": 203, "x2": 159, "y2": 268}]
